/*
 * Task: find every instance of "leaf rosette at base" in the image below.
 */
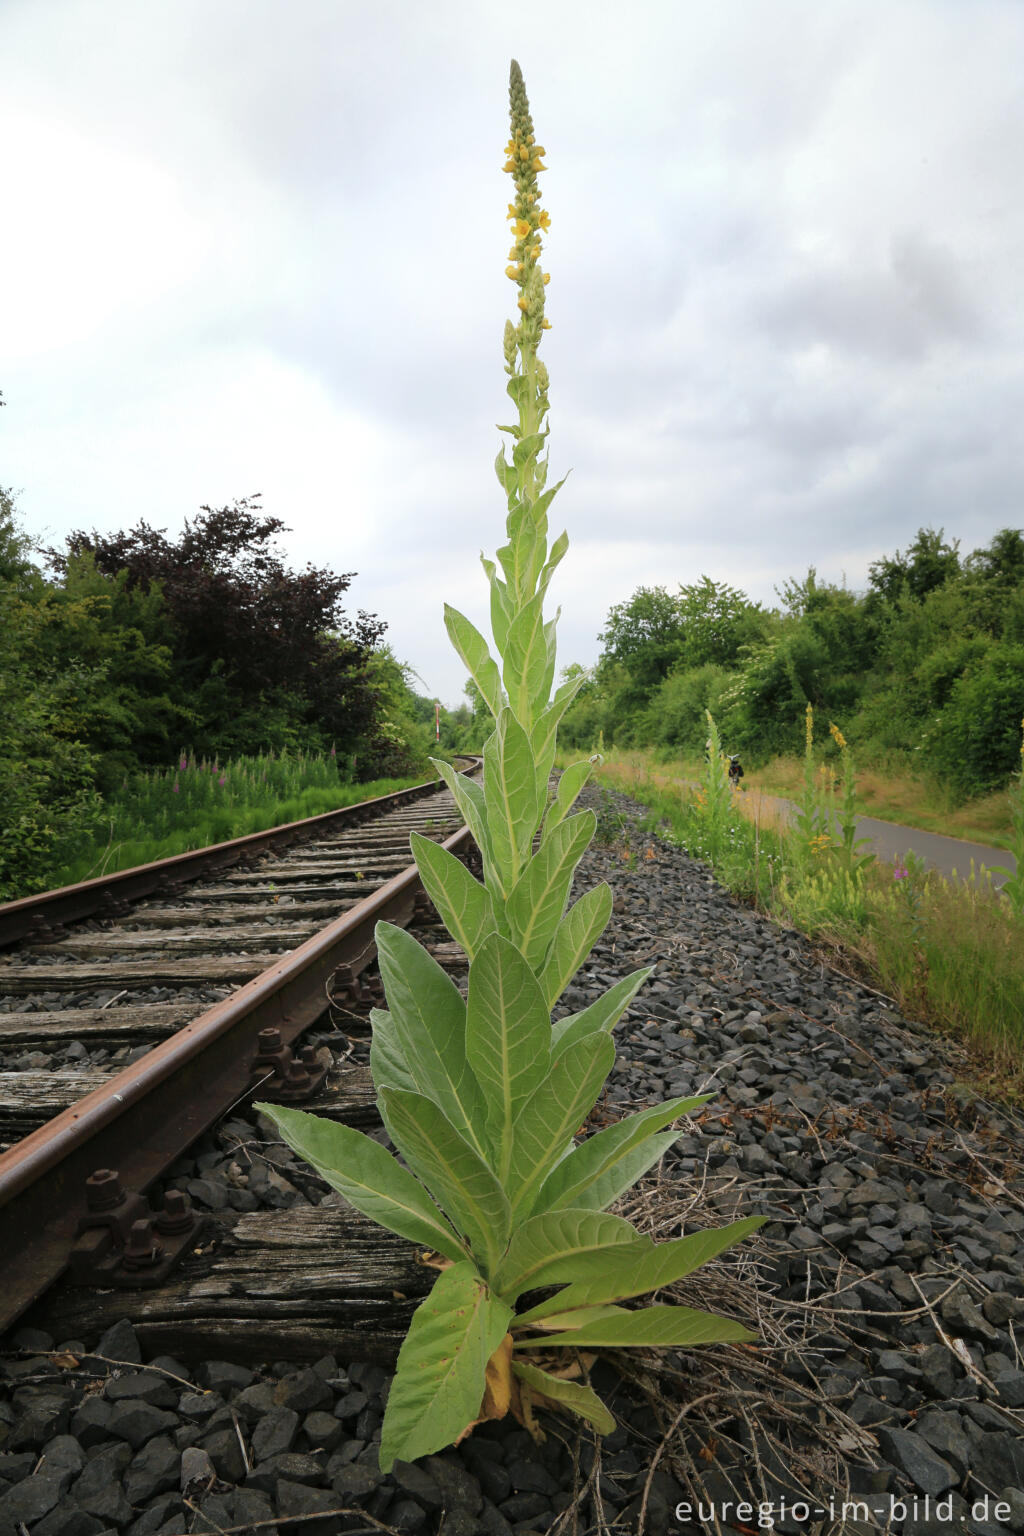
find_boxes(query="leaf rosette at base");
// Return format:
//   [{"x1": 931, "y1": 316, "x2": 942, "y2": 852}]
[{"x1": 257, "y1": 56, "x2": 764, "y2": 1472}]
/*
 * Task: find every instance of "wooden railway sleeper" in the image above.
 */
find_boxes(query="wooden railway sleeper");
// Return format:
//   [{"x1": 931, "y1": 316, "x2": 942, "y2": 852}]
[{"x1": 68, "y1": 1168, "x2": 205, "y2": 1289}]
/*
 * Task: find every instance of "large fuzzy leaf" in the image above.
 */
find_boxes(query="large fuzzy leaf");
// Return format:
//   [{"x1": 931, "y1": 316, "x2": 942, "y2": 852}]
[
  {"x1": 431, "y1": 757, "x2": 496, "y2": 881},
  {"x1": 506, "y1": 811, "x2": 596, "y2": 972},
  {"x1": 466, "y1": 934, "x2": 551, "y2": 1179},
  {"x1": 375, "y1": 924, "x2": 488, "y2": 1162},
  {"x1": 409, "y1": 834, "x2": 496, "y2": 961},
  {"x1": 511, "y1": 1359, "x2": 615, "y2": 1435},
  {"x1": 379, "y1": 1088, "x2": 511, "y2": 1276},
  {"x1": 503, "y1": 594, "x2": 549, "y2": 729},
  {"x1": 536, "y1": 528, "x2": 569, "y2": 602},
  {"x1": 368, "y1": 1008, "x2": 417, "y2": 1095},
  {"x1": 551, "y1": 968, "x2": 653, "y2": 1052},
  {"x1": 254, "y1": 1103, "x2": 465, "y2": 1263},
  {"x1": 379, "y1": 1263, "x2": 512, "y2": 1472},
  {"x1": 533, "y1": 1094, "x2": 712, "y2": 1215},
  {"x1": 484, "y1": 710, "x2": 539, "y2": 893},
  {"x1": 517, "y1": 1217, "x2": 765, "y2": 1323},
  {"x1": 542, "y1": 758, "x2": 593, "y2": 842},
  {"x1": 515, "y1": 1302, "x2": 757, "y2": 1349},
  {"x1": 481, "y1": 556, "x2": 513, "y2": 656},
  {"x1": 539, "y1": 883, "x2": 612, "y2": 1008},
  {"x1": 506, "y1": 1032, "x2": 616, "y2": 1216},
  {"x1": 444, "y1": 605, "x2": 503, "y2": 720},
  {"x1": 493, "y1": 1207, "x2": 647, "y2": 1299},
  {"x1": 530, "y1": 673, "x2": 585, "y2": 797}
]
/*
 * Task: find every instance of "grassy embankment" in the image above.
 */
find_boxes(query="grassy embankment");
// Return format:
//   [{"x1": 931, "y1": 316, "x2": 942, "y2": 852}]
[
  {"x1": 602, "y1": 746, "x2": 1015, "y2": 852},
  {"x1": 44, "y1": 750, "x2": 439, "y2": 892},
  {"x1": 566, "y1": 735, "x2": 1024, "y2": 1103}
]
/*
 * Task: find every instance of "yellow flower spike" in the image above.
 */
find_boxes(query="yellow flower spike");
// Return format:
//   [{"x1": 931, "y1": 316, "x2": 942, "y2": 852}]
[{"x1": 829, "y1": 723, "x2": 847, "y2": 751}]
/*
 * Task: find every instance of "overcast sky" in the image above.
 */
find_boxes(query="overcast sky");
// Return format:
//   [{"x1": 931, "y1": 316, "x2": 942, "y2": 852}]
[{"x1": 4, "y1": 0, "x2": 1023, "y2": 706}]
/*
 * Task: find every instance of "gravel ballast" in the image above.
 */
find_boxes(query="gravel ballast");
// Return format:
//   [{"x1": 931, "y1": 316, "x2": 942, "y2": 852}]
[{"x1": 3, "y1": 784, "x2": 1023, "y2": 1536}]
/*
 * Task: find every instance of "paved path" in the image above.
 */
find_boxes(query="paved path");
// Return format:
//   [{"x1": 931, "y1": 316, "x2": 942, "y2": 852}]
[{"x1": 740, "y1": 788, "x2": 1017, "y2": 890}]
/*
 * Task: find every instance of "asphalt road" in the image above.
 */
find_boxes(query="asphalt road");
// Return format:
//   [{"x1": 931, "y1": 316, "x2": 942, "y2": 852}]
[{"x1": 740, "y1": 787, "x2": 1017, "y2": 890}]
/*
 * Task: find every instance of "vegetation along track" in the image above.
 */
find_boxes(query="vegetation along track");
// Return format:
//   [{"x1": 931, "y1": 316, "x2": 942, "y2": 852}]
[{"x1": 0, "y1": 761, "x2": 481, "y2": 1331}]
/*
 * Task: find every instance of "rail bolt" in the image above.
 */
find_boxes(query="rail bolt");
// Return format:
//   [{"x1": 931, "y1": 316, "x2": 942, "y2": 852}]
[
  {"x1": 85, "y1": 1168, "x2": 126, "y2": 1212},
  {"x1": 155, "y1": 1190, "x2": 195, "y2": 1236},
  {"x1": 122, "y1": 1218, "x2": 164, "y2": 1271}
]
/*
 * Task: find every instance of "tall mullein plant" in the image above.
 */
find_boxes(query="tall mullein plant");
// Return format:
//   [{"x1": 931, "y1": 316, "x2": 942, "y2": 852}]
[{"x1": 259, "y1": 62, "x2": 762, "y2": 1471}]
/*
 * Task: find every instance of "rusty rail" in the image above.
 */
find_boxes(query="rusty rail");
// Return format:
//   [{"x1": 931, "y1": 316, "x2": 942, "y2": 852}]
[{"x1": 0, "y1": 823, "x2": 473, "y2": 1331}]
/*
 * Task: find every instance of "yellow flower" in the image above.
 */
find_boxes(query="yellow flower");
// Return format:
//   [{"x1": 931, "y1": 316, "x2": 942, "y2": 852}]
[
  {"x1": 514, "y1": 219, "x2": 531, "y2": 237},
  {"x1": 529, "y1": 245, "x2": 540, "y2": 259},
  {"x1": 505, "y1": 265, "x2": 521, "y2": 280},
  {"x1": 503, "y1": 159, "x2": 516, "y2": 173},
  {"x1": 531, "y1": 156, "x2": 545, "y2": 172},
  {"x1": 829, "y1": 723, "x2": 847, "y2": 751},
  {"x1": 506, "y1": 204, "x2": 517, "y2": 220},
  {"x1": 541, "y1": 318, "x2": 551, "y2": 328},
  {"x1": 519, "y1": 145, "x2": 530, "y2": 161},
  {"x1": 542, "y1": 272, "x2": 550, "y2": 284},
  {"x1": 517, "y1": 295, "x2": 529, "y2": 311},
  {"x1": 537, "y1": 209, "x2": 551, "y2": 229}
]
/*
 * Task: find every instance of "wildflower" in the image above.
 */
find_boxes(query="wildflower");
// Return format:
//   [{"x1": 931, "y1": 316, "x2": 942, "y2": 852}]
[
  {"x1": 804, "y1": 703, "x2": 814, "y2": 756},
  {"x1": 829, "y1": 722, "x2": 847, "y2": 751},
  {"x1": 893, "y1": 862, "x2": 909, "y2": 880},
  {"x1": 218, "y1": 774, "x2": 227, "y2": 786},
  {"x1": 172, "y1": 779, "x2": 180, "y2": 794},
  {"x1": 179, "y1": 756, "x2": 187, "y2": 772}
]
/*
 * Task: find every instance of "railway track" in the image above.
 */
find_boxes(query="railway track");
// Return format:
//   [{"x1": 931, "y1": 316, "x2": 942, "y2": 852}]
[{"x1": 0, "y1": 763, "x2": 480, "y2": 1335}]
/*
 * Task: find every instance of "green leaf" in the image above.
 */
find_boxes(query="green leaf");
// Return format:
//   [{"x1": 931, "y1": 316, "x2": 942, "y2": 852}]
[
  {"x1": 511, "y1": 1360, "x2": 615, "y2": 1435},
  {"x1": 533, "y1": 1094, "x2": 713, "y2": 1216},
  {"x1": 375, "y1": 923, "x2": 489, "y2": 1161},
  {"x1": 483, "y1": 710, "x2": 539, "y2": 893},
  {"x1": 379, "y1": 1263, "x2": 513, "y2": 1472},
  {"x1": 409, "y1": 834, "x2": 496, "y2": 962},
  {"x1": 531, "y1": 672, "x2": 587, "y2": 800},
  {"x1": 503, "y1": 595, "x2": 550, "y2": 730},
  {"x1": 513, "y1": 430, "x2": 548, "y2": 468},
  {"x1": 506, "y1": 811, "x2": 596, "y2": 972},
  {"x1": 515, "y1": 1302, "x2": 757, "y2": 1349},
  {"x1": 481, "y1": 556, "x2": 512, "y2": 656},
  {"x1": 466, "y1": 933, "x2": 551, "y2": 1179},
  {"x1": 444, "y1": 606, "x2": 502, "y2": 719},
  {"x1": 506, "y1": 1032, "x2": 616, "y2": 1217},
  {"x1": 539, "y1": 882, "x2": 613, "y2": 1009},
  {"x1": 537, "y1": 528, "x2": 569, "y2": 601},
  {"x1": 542, "y1": 757, "x2": 593, "y2": 842},
  {"x1": 493, "y1": 1207, "x2": 646, "y2": 1298},
  {"x1": 254, "y1": 1102, "x2": 465, "y2": 1263},
  {"x1": 430, "y1": 757, "x2": 496, "y2": 882},
  {"x1": 517, "y1": 1216, "x2": 765, "y2": 1322},
  {"x1": 379, "y1": 1088, "x2": 511, "y2": 1276},
  {"x1": 368, "y1": 1007, "x2": 417, "y2": 1095},
  {"x1": 551, "y1": 968, "x2": 653, "y2": 1052}
]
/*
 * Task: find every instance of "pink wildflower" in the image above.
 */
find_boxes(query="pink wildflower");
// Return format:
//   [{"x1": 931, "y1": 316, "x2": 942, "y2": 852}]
[{"x1": 172, "y1": 779, "x2": 180, "y2": 794}]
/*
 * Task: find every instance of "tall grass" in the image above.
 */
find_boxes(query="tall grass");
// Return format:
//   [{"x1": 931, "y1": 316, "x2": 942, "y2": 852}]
[
  {"x1": 45, "y1": 749, "x2": 436, "y2": 891},
  {"x1": 577, "y1": 732, "x2": 1024, "y2": 1083},
  {"x1": 620, "y1": 745, "x2": 1017, "y2": 851}
]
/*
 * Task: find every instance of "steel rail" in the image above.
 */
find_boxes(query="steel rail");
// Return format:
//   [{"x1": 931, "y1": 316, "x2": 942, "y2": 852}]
[
  {"x1": 0, "y1": 764, "x2": 479, "y2": 950},
  {"x1": 0, "y1": 821, "x2": 472, "y2": 1331}
]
